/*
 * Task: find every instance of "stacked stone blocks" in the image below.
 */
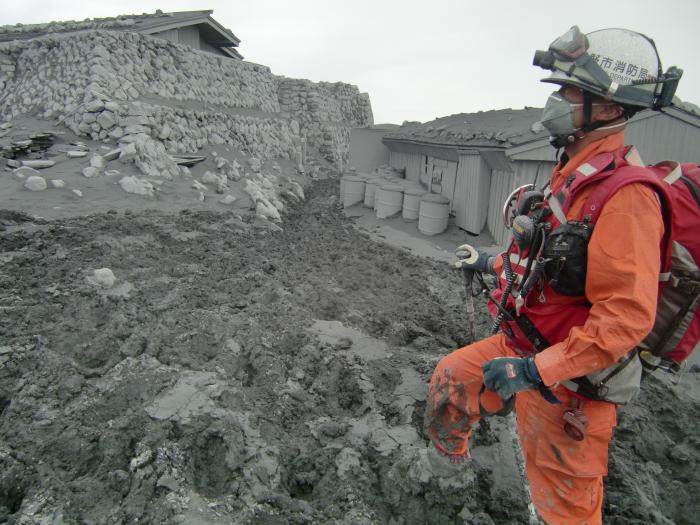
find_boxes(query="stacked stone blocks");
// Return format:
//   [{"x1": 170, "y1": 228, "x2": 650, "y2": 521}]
[{"x1": 0, "y1": 29, "x2": 374, "y2": 167}]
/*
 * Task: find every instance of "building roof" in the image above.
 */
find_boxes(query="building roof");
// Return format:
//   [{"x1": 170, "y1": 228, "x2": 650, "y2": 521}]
[
  {"x1": 0, "y1": 9, "x2": 242, "y2": 59},
  {"x1": 383, "y1": 102, "x2": 700, "y2": 156},
  {"x1": 382, "y1": 108, "x2": 548, "y2": 149}
]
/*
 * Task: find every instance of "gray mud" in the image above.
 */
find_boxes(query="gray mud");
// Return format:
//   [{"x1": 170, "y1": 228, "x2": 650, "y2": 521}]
[{"x1": 0, "y1": 177, "x2": 698, "y2": 524}]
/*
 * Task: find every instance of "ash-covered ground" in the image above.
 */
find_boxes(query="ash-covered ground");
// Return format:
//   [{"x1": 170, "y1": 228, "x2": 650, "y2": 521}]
[{"x1": 1, "y1": 174, "x2": 699, "y2": 524}]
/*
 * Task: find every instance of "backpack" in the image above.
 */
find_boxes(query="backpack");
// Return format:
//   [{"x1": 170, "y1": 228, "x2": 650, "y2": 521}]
[{"x1": 582, "y1": 159, "x2": 700, "y2": 376}]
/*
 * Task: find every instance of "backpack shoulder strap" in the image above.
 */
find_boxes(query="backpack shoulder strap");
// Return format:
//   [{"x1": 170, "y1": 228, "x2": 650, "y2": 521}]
[
  {"x1": 556, "y1": 146, "x2": 641, "y2": 215},
  {"x1": 582, "y1": 163, "x2": 674, "y2": 271}
]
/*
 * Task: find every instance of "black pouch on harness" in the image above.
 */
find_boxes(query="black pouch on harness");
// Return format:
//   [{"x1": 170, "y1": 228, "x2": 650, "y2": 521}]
[{"x1": 543, "y1": 221, "x2": 592, "y2": 296}]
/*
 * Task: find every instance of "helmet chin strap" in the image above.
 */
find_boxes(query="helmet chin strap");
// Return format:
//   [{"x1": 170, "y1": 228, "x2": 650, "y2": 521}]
[
  {"x1": 580, "y1": 91, "x2": 628, "y2": 134},
  {"x1": 592, "y1": 121, "x2": 627, "y2": 131},
  {"x1": 550, "y1": 118, "x2": 626, "y2": 148}
]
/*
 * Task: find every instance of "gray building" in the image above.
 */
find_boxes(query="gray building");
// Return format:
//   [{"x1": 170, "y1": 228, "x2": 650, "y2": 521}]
[
  {"x1": 360, "y1": 106, "x2": 700, "y2": 246},
  {"x1": 0, "y1": 9, "x2": 243, "y2": 59}
]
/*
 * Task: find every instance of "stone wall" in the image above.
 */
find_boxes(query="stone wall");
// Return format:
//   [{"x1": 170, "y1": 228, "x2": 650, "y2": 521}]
[
  {"x1": 278, "y1": 78, "x2": 372, "y2": 168},
  {"x1": 0, "y1": 29, "x2": 373, "y2": 167}
]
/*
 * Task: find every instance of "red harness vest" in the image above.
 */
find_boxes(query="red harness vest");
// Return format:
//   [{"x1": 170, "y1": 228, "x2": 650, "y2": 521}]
[{"x1": 489, "y1": 146, "x2": 672, "y2": 357}]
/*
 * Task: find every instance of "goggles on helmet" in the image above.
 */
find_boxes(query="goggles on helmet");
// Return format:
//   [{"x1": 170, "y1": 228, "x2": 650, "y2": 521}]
[
  {"x1": 533, "y1": 26, "x2": 682, "y2": 110},
  {"x1": 549, "y1": 26, "x2": 587, "y2": 60}
]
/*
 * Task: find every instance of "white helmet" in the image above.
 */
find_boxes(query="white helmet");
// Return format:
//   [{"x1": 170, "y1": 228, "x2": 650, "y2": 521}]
[{"x1": 533, "y1": 26, "x2": 682, "y2": 110}]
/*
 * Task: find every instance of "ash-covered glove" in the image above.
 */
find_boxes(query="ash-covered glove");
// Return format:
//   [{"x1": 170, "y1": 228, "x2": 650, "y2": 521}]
[
  {"x1": 454, "y1": 244, "x2": 496, "y2": 274},
  {"x1": 482, "y1": 357, "x2": 542, "y2": 401}
]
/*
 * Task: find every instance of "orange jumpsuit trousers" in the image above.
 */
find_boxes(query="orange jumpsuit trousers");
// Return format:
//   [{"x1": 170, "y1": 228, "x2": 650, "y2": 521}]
[
  {"x1": 426, "y1": 133, "x2": 664, "y2": 525},
  {"x1": 427, "y1": 334, "x2": 616, "y2": 525}
]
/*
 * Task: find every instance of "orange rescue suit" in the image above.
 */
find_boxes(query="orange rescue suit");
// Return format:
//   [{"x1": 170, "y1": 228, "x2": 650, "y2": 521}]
[{"x1": 426, "y1": 132, "x2": 663, "y2": 525}]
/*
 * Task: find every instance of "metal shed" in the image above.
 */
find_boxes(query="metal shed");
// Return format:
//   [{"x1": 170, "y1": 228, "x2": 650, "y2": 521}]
[{"x1": 381, "y1": 105, "x2": 700, "y2": 247}]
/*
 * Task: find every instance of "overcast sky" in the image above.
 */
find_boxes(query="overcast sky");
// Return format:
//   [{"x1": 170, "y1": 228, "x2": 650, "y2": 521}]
[{"x1": 2, "y1": 0, "x2": 698, "y2": 124}]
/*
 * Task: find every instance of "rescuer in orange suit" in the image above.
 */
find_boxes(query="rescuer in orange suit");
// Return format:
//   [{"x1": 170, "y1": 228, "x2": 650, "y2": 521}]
[{"x1": 426, "y1": 26, "x2": 683, "y2": 524}]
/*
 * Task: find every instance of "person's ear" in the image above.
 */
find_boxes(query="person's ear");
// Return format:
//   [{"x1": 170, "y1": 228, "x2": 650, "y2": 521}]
[{"x1": 596, "y1": 103, "x2": 624, "y2": 121}]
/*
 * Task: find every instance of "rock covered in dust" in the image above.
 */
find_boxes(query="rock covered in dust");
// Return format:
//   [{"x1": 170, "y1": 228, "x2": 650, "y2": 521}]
[
  {"x1": 86, "y1": 268, "x2": 117, "y2": 288},
  {"x1": 13, "y1": 166, "x2": 40, "y2": 179},
  {"x1": 201, "y1": 171, "x2": 227, "y2": 189},
  {"x1": 219, "y1": 194, "x2": 238, "y2": 205},
  {"x1": 49, "y1": 179, "x2": 65, "y2": 188},
  {"x1": 66, "y1": 150, "x2": 88, "y2": 158},
  {"x1": 72, "y1": 189, "x2": 83, "y2": 197},
  {"x1": 21, "y1": 159, "x2": 55, "y2": 169},
  {"x1": 24, "y1": 175, "x2": 47, "y2": 191},
  {"x1": 96, "y1": 110, "x2": 116, "y2": 130},
  {"x1": 90, "y1": 155, "x2": 106, "y2": 169},
  {"x1": 82, "y1": 166, "x2": 100, "y2": 178},
  {"x1": 245, "y1": 177, "x2": 283, "y2": 222},
  {"x1": 118, "y1": 142, "x2": 137, "y2": 162},
  {"x1": 119, "y1": 176, "x2": 155, "y2": 197},
  {"x1": 128, "y1": 135, "x2": 180, "y2": 180},
  {"x1": 255, "y1": 200, "x2": 281, "y2": 222}
]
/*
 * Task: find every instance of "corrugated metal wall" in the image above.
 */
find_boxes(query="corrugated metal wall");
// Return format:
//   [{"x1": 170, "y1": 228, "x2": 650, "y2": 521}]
[
  {"x1": 454, "y1": 153, "x2": 491, "y2": 234},
  {"x1": 179, "y1": 26, "x2": 201, "y2": 48},
  {"x1": 626, "y1": 113, "x2": 700, "y2": 164},
  {"x1": 151, "y1": 29, "x2": 179, "y2": 44},
  {"x1": 486, "y1": 160, "x2": 555, "y2": 246},
  {"x1": 509, "y1": 113, "x2": 700, "y2": 165},
  {"x1": 389, "y1": 151, "x2": 424, "y2": 182}
]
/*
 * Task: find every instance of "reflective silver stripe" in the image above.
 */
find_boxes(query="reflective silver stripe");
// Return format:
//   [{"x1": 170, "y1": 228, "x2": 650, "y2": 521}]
[
  {"x1": 607, "y1": 81, "x2": 619, "y2": 97},
  {"x1": 664, "y1": 163, "x2": 682, "y2": 184},
  {"x1": 547, "y1": 193, "x2": 568, "y2": 224},
  {"x1": 577, "y1": 163, "x2": 597, "y2": 177},
  {"x1": 624, "y1": 147, "x2": 644, "y2": 167}
]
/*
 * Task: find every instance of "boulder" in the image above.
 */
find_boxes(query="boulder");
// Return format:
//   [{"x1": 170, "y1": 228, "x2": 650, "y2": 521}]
[
  {"x1": 85, "y1": 99, "x2": 105, "y2": 113},
  {"x1": 66, "y1": 150, "x2": 88, "y2": 158},
  {"x1": 96, "y1": 111, "x2": 116, "y2": 130},
  {"x1": 90, "y1": 155, "x2": 105, "y2": 169},
  {"x1": 118, "y1": 142, "x2": 137, "y2": 162},
  {"x1": 109, "y1": 127, "x2": 125, "y2": 140},
  {"x1": 119, "y1": 176, "x2": 154, "y2": 197},
  {"x1": 13, "y1": 166, "x2": 40, "y2": 178},
  {"x1": 158, "y1": 124, "x2": 171, "y2": 140},
  {"x1": 82, "y1": 166, "x2": 100, "y2": 178},
  {"x1": 220, "y1": 194, "x2": 238, "y2": 205},
  {"x1": 21, "y1": 159, "x2": 56, "y2": 169},
  {"x1": 86, "y1": 268, "x2": 116, "y2": 288},
  {"x1": 201, "y1": 171, "x2": 226, "y2": 187},
  {"x1": 24, "y1": 175, "x2": 47, "y2": 191}
]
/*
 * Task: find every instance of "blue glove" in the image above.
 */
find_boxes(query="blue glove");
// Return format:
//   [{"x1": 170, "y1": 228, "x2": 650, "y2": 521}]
[
  {"x1": 482, "y1": 357, "x2": 542, "y2": 401},
  {"x1": 454, "y1": 244, "x2": 495, "y2": 274}
]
